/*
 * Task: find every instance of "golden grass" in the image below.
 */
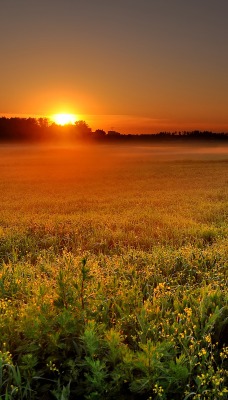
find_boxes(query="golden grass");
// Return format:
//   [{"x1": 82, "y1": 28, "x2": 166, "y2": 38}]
[{"x1": 0, "y1": 143, "x2": 227, "y2": 399}]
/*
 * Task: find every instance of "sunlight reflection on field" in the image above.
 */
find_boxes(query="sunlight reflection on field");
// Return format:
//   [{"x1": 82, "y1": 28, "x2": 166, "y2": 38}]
[
  {"x1": 0, "y1": 142, "x2": 227, "y2": 230},
  {"x1": 0, "y1": 143, "x2": 227, "y2": 186}
]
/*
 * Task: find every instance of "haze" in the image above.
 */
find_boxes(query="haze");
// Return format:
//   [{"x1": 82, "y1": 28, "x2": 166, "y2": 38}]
[{"x1": 1, "y1": 0, "x2": 228, "y2": 133}]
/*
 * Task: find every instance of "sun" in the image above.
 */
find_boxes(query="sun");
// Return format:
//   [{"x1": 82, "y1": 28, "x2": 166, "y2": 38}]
[{"x1": 52, "y1": 113, "x2": 77, "y2": 126}]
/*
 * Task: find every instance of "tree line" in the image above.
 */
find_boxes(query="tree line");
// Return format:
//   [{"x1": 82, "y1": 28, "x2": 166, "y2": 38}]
[{"x1": 0, "y1": 117, "x2": 227, "y2": 142}]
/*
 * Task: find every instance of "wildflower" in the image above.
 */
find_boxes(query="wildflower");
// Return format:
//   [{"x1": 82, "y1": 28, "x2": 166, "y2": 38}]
[
  {"x1": 220, "y1": 346, "x2": 228, "y2": 360},
  {"x1": 198, "y1": 348, "x2": 207, "y2": 357},
  {"x1": 153, "y1": 383, "x2": 164, "y2": 396},
  {"x1": 184, "y1": 307, "x2": 192, "y2": 317},
  {"x1": 205, "y1": 334, "x2": 211, "y2": 343},
  {"x1": 46, "y1": 360, "x2": 59, "y2": 373}
]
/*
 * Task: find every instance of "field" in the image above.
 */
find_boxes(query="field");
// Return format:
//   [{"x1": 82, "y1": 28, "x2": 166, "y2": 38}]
[{"x1": 0, "y1": 143, "x2": 227, "y2": 399}]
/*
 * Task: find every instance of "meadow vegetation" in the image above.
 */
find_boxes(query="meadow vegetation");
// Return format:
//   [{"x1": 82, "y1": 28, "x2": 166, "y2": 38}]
[{"x1": 0, "y1": 144, "x2": 227, "y2": 399}]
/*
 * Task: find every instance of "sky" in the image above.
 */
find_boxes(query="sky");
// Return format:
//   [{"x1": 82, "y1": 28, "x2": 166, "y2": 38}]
[{"x1": 1, "y1": 0, "x2": 228, "y2": 133}]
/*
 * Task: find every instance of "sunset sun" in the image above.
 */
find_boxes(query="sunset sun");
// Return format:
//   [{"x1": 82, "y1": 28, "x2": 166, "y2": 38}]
[{"x1": 52, "y1": 113, "x2": 77, "y2": 126}]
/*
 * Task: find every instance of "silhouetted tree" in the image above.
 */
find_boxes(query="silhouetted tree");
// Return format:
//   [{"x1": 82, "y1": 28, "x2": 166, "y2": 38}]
[
  {"x1": 93, "y1": 129, "x2": 106, "y2": 140},
  {"x1": 38, "y1": 118, "x2": 49, "y2": 129},
  {"x1": 107, "y1": 130, "x2": 121, "y2": 137},
  {"x1": 0, "y1": 117, "x2": 227, "y2": 143},
  {"x1": 94, "y1": 129, "x2": 106, "y2": 136},
  {"x1": 74, "y1": 121, "x2": 92, "y2": 140}
]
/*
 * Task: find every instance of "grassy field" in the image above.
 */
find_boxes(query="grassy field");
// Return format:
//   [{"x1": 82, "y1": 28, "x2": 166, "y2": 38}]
[{"x1": 0, "y1": 143, "x2": 227, "y2": 399}]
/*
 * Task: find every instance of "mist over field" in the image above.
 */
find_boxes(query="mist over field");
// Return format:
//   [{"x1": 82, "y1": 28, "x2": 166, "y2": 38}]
[
  {"x1": 1, "y1": 0, "x2": 228, "y2": 396},
  {"x1": 0, "y1": 143, "x2": 227, "y2": 399}
]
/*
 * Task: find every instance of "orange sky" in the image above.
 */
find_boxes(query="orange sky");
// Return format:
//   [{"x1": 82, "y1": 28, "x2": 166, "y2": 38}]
[{"x1": 1, "y1": 1, "x2": 228, "y2": 133}]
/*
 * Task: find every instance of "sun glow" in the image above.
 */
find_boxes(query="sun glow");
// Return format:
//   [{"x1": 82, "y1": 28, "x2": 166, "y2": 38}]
[{"x1": 52, "y1": 113, "x2": 78, "y2": 126}]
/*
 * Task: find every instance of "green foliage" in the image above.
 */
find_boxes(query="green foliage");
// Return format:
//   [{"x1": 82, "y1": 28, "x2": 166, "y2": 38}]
[
  {"x1": 0, "y1": 147, "x2": 227, "y2": 398},
  {"x1": 51, "y1": 380, "x2": 71, "y2": 400}
]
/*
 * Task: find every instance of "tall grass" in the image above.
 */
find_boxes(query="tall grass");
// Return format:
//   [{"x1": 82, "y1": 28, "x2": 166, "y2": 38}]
[{"x1": 0, "y1": 145, "x2": 227, "y2": 399}]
